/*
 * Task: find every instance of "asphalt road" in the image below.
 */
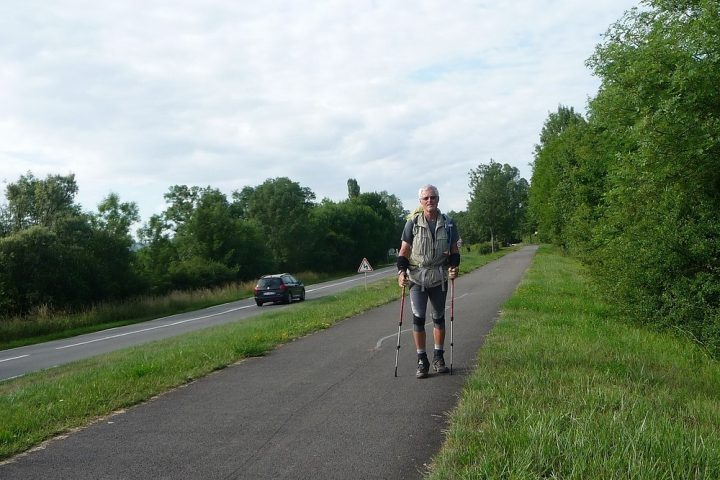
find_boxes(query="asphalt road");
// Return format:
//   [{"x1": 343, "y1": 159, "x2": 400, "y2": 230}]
[
  {"x1": 0, "y1": 267, "x2": 397, "y2": 382},
  {"x1": 0, "y1": 246, "x2": 537, "y2": 479}
]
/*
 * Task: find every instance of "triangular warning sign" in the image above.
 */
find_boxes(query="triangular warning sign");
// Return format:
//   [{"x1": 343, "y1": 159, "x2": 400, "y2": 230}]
[{"x1": 357, "y1": 257, "x2": 374, "y2": 272}]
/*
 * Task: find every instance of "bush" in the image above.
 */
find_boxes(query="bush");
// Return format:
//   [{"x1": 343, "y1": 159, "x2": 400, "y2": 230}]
[
  {"x1": 477, "y1": 241, "x2": 501, "y2": 255},
  {"x1": 167, "y1": 258, "x2": 236, "y2": 290}
]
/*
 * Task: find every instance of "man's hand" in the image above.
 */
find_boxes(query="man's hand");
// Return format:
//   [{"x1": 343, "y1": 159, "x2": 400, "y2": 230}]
[
  {"x1": 398, "y1": 272, "x2": 409, "y2": 287},
  {"x1": 448, "y1": 266, "x2": 459, "y2": 280}
]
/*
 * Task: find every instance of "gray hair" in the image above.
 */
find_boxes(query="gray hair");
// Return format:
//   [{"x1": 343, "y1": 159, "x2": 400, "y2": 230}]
[{"x1": 418, "y1": 184, "x2": 439, "y2": 199}]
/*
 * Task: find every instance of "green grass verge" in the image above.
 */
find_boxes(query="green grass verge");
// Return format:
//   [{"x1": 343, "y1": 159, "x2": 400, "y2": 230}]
[
  {"x1": 0, "y1": 248, "x2": 513, "y2": 460},
  {"x1": 427, "y1": 245, "x2": 720, "y2": 479}
]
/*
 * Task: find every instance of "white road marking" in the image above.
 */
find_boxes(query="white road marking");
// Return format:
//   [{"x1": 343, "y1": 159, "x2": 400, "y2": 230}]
[
  {"x1": 56, "y1": 305, "x2": 253, "y2": 350},
  {"x1": 376, "y1": 325, "x2": 421, "y2": 349},
  {"x1": 0, "y1": 354, "x2": 30, "y2": 363}
]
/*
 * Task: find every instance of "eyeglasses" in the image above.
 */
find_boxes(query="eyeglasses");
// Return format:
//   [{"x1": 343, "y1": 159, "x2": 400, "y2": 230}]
[{"x1": 420, "y1": 195, "x2": 438, "y2": 201}]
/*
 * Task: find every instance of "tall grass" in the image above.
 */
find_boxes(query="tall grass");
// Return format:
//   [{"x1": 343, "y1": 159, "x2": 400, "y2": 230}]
[{"x1": 427, "y1": 246, "x2": 720, "y2": 479}]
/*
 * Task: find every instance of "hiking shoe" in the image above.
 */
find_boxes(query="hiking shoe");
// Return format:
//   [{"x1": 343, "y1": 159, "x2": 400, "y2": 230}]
[
  {"x1": 416, "y1": 356, "x2": 430, "y2": 379},
  {"x1": 432, "y1": 354, "x2": 450, "y2": 374}
]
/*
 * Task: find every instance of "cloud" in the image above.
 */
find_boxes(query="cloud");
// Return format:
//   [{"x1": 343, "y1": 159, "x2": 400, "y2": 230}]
[{"x1": 1, "y1": 0, "x2": 638, "y2": 226}]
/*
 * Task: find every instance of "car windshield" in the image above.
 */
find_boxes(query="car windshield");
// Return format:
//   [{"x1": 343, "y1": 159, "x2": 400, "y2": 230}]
[{"x1": 258, "y1": 278, "x2": 282, "y2": 288}]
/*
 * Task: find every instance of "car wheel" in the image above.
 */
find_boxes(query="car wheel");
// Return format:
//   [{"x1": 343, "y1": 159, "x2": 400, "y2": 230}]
[
  {"x1": 256, "y1": 300, "x2": 263, "y2": 307},
  {"x1": 285, "y1": 292, "x2": 292, "y2": 304},
  {"x1": 300, "y1": 289, "x2": 305, "y2": 301}
]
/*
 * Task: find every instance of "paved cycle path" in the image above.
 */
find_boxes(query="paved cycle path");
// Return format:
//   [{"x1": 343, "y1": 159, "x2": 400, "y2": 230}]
[{"x1": 1, "y1": 246, "x2": 537, "y2": 480}]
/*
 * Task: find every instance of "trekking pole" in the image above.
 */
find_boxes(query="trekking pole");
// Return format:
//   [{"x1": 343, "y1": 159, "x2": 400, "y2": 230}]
[
  {"x1": 450, "y1": 278, "x2": 455, "y2": 375},
  {"x1": 394, "y1": 284, "x2": 406, "y2": 377}
]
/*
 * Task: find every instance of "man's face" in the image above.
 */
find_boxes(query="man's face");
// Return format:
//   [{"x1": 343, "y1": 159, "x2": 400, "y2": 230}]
[{"x1": 420, "y1": 189, "x2": 439, "y2": 216}]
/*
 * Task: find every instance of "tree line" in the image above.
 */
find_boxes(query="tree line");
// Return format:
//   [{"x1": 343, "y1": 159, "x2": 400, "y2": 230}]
[
  {"x1": 0, "y1": 167, "x2": 531, "y2": 319},
  {"x1": 530, "y1": 1, "x2": 719, "y2": 356},
  {"x1": 0, "y1": 174, "x2": 408, "y2": 316}
]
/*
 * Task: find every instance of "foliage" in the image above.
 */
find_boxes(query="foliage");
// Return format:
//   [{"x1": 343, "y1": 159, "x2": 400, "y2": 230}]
[
  {"x1": 134, "y1": 214, "x2": 177, "y2": 293},
  {"x1": 176, "y1": 188, "x2": 272, "y2": 280},
  {"x1": 134, "y1": 186, "x2": 273, "y2": 292},
  {"x1": 234, "y1": 177, "x2": 316, "y2": 271},
  {"x1": 528, "y1": 106, "x2": 588, "y2": 247},
  {"x1": 0, "y1": 172, "x2": 410, "y2": 318},
  {"x1": 0, "y1": 222, "x2": 141, "y2": 315},
  {"x1": 91, "y1": 192, "x2": 140, "y2": 244},
  {"x1": 467, "y1": 160, "x2": 529, "y2": 246},
  {"x1": 2, "y1": 172, "x2": 81, "y2": 232},
  {"x1": 346, "y1": 178, "x2": 360, "y2": 198},
  {"x1": 529, "y1": 0, "x2": 720, "y2": 356},
  {"x1": 377, "y1": 190, "x2": 408, "y2": 239},
  {"x1": 476, "y1": 241, "x2": 502, "y2": 255},
  {"x1": 167, "y1": 258, "x2": 236, "y2": 290},
  {"x1": 0, "y1": 175, "x2": 142, "y2": 316},
  {"x1": 447, "y1": 210, "x2": 481, "y2": 245},
  {"x1": 309, "y1": 194, "x2": 396, "y2": 271}
]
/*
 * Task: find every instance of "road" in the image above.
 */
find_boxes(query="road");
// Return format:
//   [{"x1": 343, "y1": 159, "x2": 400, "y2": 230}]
[
  {"x1": 0, "y1": 246, "x2": 537, "y2": 479},
  {"x1": 0, "y1": 267, "x2": 397, "y2": 382}
]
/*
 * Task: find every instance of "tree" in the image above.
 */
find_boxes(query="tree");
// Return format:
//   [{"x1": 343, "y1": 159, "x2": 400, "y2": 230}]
[
  {"x1": 446, "y1": 210, "x2": 481, "y2": 245},
  {"x1": 175, "y1": 188, "x2": 272, "y2": 281},
  {"x1": 529, "y1": 106, "x2": 588, "y2": 247},
  {"x1": 347, "y1": 178, "x2": 360, "y2": 199},
  {"x1": 0, "y1": 203, "x2": 11, "y2": 238},
  {"x1": 135, "y1": 185, "x2": 274, "y2": 292},
  {"x1": 233, "y1": 177, "x2": 316, "y2": 271},
  {"x1": 175, "y1": 188, "x2": 237, "y2": 262},
  {"x1": 309, "y1": 198, "x2": 390, "y2": 271},
  {"x1": 92, "y1": 193, "x2": 140, "y2": 245},
  {"x1": 467, "y1": 161, "x2": 528, "y2": 249},
  {"x1": 0, "y1": 227, "x2": 67, "y2": 314},
  {"x1": 0, "y1": 173, "x2": 144, "y2": 314},
  {"x1": 4, "y1": 172, "x2": 81, "y2": 232},
  {"x1": 358, "y1": 192, "x2": 401, "y2": 255},
  {"x1": 0, "y1": 214, "x2": 142, "y2": 315},
  {"x1": 163, "y1": 185, "x2": 208, "y2": 232},
  {"x1": 377, "y1": 190, "x2": 408, "y2": 241},
  {"x1": 135, "y1": 214, "x2": 178, "y2": 293}
]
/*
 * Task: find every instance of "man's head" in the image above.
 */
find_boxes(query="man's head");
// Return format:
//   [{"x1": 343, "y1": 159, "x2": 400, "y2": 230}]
[{"x1": 418, "y1": 184, "x2": 439, "y2": 218}]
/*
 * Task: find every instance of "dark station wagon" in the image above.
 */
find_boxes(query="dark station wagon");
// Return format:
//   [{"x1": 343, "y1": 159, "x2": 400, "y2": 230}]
[{"x1": 253, "y1": 273, "x2": 306, "y2": 306}]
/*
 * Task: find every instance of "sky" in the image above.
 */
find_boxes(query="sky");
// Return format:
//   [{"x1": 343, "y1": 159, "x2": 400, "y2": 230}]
[{"x1": 1, "y1": 0, "x2": 640, "y2": 229}]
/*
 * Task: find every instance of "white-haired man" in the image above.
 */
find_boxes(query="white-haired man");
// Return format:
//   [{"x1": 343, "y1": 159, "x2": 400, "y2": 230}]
[{"x1": 397, "y1": 185, "x2": 460, "y2": 378}]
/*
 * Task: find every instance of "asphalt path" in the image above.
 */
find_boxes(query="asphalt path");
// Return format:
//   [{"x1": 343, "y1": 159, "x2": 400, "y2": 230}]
[
  {"x1": 1, "y1": 246, "x2": 537, "y2": 479},
  {"x1": 0, "y1": 267, "x2": 397, "y2": 382}
]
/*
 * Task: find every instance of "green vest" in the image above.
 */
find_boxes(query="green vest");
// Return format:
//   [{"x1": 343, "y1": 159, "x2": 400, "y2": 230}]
[{"x1": 408, "y1": 211, "x2": 451, "y2": 288}]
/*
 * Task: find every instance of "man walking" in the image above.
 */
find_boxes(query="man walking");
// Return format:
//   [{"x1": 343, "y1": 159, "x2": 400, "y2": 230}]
[{"x1": 397, "y1": 185, "x2": 460, "y2": 378}]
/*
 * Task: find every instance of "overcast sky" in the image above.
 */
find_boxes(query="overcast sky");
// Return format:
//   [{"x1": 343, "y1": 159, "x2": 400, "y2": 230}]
[{"x1": 1, "y1": 0, "x2": 638, "y2": 228}]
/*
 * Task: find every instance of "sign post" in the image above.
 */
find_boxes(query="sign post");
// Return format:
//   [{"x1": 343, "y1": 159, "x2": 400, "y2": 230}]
[{"x1": 357, "y1": 257, "x2": 374, "y2": 289}]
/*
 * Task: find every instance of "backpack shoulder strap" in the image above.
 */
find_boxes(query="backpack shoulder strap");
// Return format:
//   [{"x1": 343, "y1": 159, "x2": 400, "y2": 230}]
[{"x1": 443, "y1": 214, "x2": 454, "y2": 249}]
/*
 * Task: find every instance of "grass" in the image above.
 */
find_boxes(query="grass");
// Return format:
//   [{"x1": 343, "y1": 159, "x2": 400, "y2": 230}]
[
  {"x1": 0, "y1": 248, "x2": 513, "y2": 460},
  {"x1": 427, "y1": 245, "x2": 720, "y2": 479}
]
